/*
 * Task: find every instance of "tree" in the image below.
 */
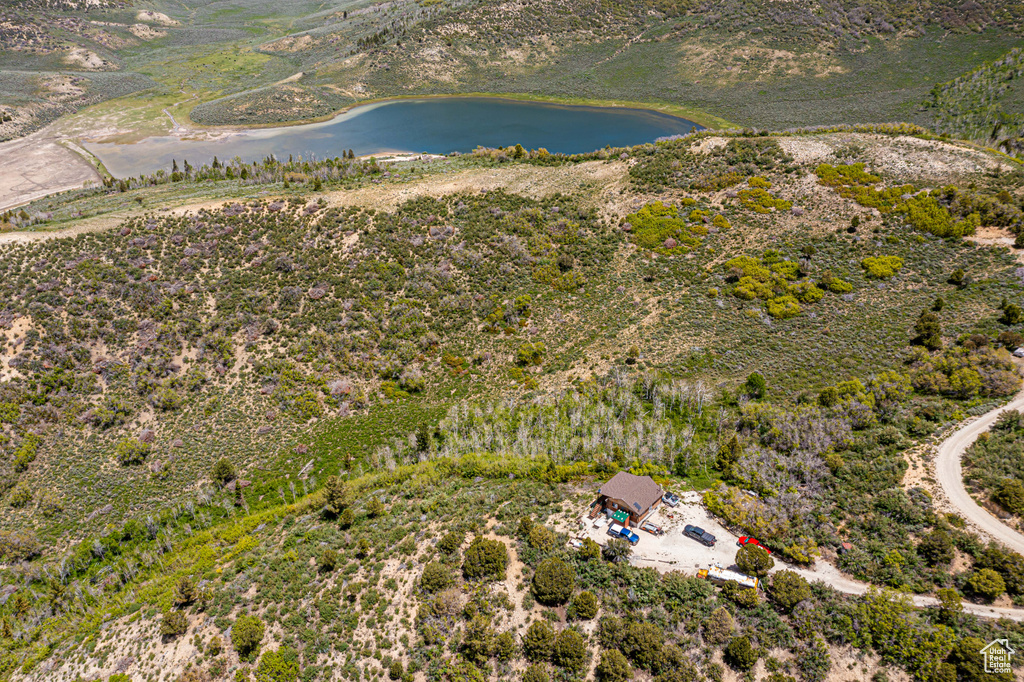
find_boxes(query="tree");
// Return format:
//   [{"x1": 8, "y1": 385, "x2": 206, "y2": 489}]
[
  {"x1": 947, "y1": 636, "x2": 1014, "y2": 682},
  {"x1": 211, "y1": 457, "x2": 236, "y2": 486},
  {"x1": 160, "y1": 610, "x2": 188, "y2": 637},
  {"x1": 339, "y1": 508, "x2": 355, "y2": 528},
  {"x1": 569, "y1": 591, "x2": 598, "y2": 620},
  {"x1": 420, "y1": 562, "x2": 453, "y2": 593},
  {"x1": 532, "y1": 557, "x2": 575, "y2": 605},
  {"x1": 966, "y1": 568, "x2": 1005, "y2": 601},
  {"x1": 552, "y1": 629, "x2": 587, "y2": 672},
  {"x1": 913, "y1": 310, "x2": 943, "y2": 350},
  {"x1": 935, "y1": 588, "x2": 963, "y2": 625},
  {"x1": 717, "y1": 434, "x2": 743, "y2": 472},
  {"x1": 702, "y1": 606, "x2": 735, "y2": 645},
  {"x1": 1001, "y1": 303, "x2": 1023, "y2": 325},
  {"x1": 949, "y1": 268, "x2": 967, "y2": 288},
  {"x1": 523, "y1": 621, "x2": 555, "y2": 662},
  {"x1": 232, "y1": 614, "x2": 265, "y2": 659},
  {"x1": 724, "y1": 636, "x2": 758, "y2": 671},
  {"x1": 736, "y1": 544, "x2": 774, "y2": 577},
  {"x1": 494, "y1": 631, "x2": 516, "y2": 661},
  {"x1": 322, "y1": 476, "x2": 351, "y2": 517},
  {"x1": 621, "y1": 621, "x2": 663, "y2": 671},
  {"x1": 769, "y1": 570, "x2": 810, "y2": 612},
  {"x1": 596, "y1": 649, "x2": 632, "y2": 682},
  {"x1": 602, "y1": 538, "x2": 632, "y2": 564},
  {"x1": 462, "y1": 537, "x2": 508, "y2": 581},
  {"x1": 917, "y1": 529, "x2": 954, "y2": 566},
  {"x1": 744, "y1": 372, "x2": 767, "y2": 399},
  {"x1": 115, "y1": 438, "x2": 150, "y2": 465}
]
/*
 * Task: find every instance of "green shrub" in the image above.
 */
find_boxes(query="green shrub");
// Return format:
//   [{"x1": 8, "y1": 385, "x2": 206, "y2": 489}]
[
  {"x1": 232, "y1": 614, "x2": 266, "y2": 659},
  {"x1": 494, "y1": 631, "x2": 516, "y2": 662},
  {"x1": 8, "y1": 482, "x2": 32, "y2": 508},
  {"x1": 438, "y1": 530, "x2": 465, "y2": 554},
  {"x1": 462, "y1": 536, "x2": 508, "y2": 581},
  {"x1": 736, "y1": 544, "x2": 774, "y2": 577},
  {"x1": 994, "y1": 479, "x2": 1024, "y2": 515},
  {"x1": 319, "y1": 549, "x2": 338, "y2": 573},
  {"x1": 966, "y1": 568, "x2": 1005, "y2": 601},
  {"x1": 861, "y1": 256, "x2": 903, "y2": 279},
  {"x1": 552, "y1": 629, "x2": 587, "y2": 672},
  {"x1": 569, "y1": 591, "x2": 598, "y2": 620},
  {"x1": 532, "y1": 557, "x2": 575, "y2": 606},
  {"x1": 420, "y1": 561, "x2": 453, "y2": 593},
  {"x1": 115, "y1": 438, "x2": 150, "y2": 466},
  {"x1": 724, "y1": 636, "x2": 758, "y2": 670},
  {"x1": 211, "y1": 458, "x2": 236, "y2": 486},
  {"x1": 523, "y1": 621, "x2": 555, "y2": 662},
  {"x1": 160, "y1": 611, "x2": 188, "y2": 638},
  {"x1": 255, "y1": 646, "x2": 299, "y2": 682},
  {"x1": 702, "y1": 606, "x2": 734, "y2": 644},
  {"x1": 522, "y1": 664, "x2": 549, "y2": 682},
  {"x1": 769, "y1": 570, "x2": 810, "y2": 612},
  {"x1": 596, "y1": 649, "x2": 632, "y2": 682},
  {"x1": 516, "y1": 342, "x2": 546, "y2": 366}
]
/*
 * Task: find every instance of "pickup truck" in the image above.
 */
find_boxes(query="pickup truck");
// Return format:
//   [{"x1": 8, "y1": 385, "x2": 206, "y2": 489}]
[
  {"x1": 683, "y1": 524, "x2": 717, "y2": 547},
  {"x1": 607, "y1": 523, "x2": 640, "y2": 545}
]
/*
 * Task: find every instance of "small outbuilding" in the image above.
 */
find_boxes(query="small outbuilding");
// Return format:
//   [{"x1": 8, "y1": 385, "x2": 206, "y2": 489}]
[{"x1": 596, "y1": 472, "x2": 663, "y2": 526}]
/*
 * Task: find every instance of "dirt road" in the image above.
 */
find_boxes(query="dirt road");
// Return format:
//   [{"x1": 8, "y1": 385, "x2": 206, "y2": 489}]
[{"x1": 935, "y1": 392, "x2": 1024, "y2": 554}]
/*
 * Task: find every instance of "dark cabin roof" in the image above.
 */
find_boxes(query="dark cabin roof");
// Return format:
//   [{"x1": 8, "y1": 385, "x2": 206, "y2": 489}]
[{"x1": 599, "y1": 472, "x2": 663, "y2": 515}]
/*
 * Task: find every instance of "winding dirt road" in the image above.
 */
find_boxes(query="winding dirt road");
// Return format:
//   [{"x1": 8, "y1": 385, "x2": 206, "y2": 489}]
[{"x1": 935, "y1": 392, "x2": 1024, "y2": 554}]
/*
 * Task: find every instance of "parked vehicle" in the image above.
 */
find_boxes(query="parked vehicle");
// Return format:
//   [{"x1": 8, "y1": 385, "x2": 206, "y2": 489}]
[
  {"x1": 698, "y1": 565, "x2": 759, "y2": 590},
  {"x1": 608, "y1": 523, "x2": 640, "y2": 545},
  {"x1": 683, "y1": 524, "x2": 716, "y2": 547},
  {"x1": 737, "y1": 536, "x2": 771, "y2": 553},
  {"x1": 640, "y1": 521, "x2": 664, "y2": 536},
  {"x1": 1014, "y1": 347, "x2": 1024, "y2": 358},
  {"x1": 662, "y1": 491, "x2": 680, "y2": 507}
]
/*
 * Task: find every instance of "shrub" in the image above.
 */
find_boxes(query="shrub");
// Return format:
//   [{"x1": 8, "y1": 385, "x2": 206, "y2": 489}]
[
  {"x1": 522, "y1": 665, "x2": 549, "y2": 682},
  {"x1": 528, "y1": 524, "x2": 556, "y2": 550},
  {"x1": 523, "y1": 621, "x2": 555, "y2": 662},
  {"x1": 736, "y1": 544, "x2": 774, "y2": 577},
  {"x1": 494, "y1": 631, "x2": 516, "y2": 661},
  {"x1": 160, "y1": 610, "x2": 188, "y2": 638},
  {"x1": 744, "y1": 372, "x2": 767, "y2": 399},
  {"x1": 917, "y1": 529, "x2": 954, "y2": 566},
  {"x1": 569, "y1": 591, "x2": 598, "y2": 620},
  {"x1": 912, "y1": 310, "x2": 943, "y2": 350},
  {"x1": 966, "y1": 568, "x2": 1005, "y2": 601},
  {"x1": 532, "y1": 557, "x2": 575, "y2": 605},
  {"x1": 602, "y1": 538, "x2": 632, "y2": 563},
  {"x1": 994, "y1": 479, "x2": 1024, "y2": 515},
  {"x1": 724, "y1": 636, "x2": 758, "y2": 671},
  {"x1": 703, "y1": 606, "x2": 735, "y2": 644},
  {"x1": 232, "y1": 614, "x2": 266, "y2": 659},
  {"x1": 211, "y1": 458, "x2": 236, "y2": 486},
  {"x1": 256, "y1": 646, "x2": 299, "y2": 682},
  {"x1": 861, "y1": 256, "x2": 903, "y2": 279},
  {"x1": 420, "y1": 561, "x2": 453, "y2": 593},
  {"x1": 172, "y1": 576, "x2": 198, "y2": 606},
  {"x1": 516, "y1": 342, "x2": 546, "y2": 366},
  {"x1": 115, "y1": 438, "x2": 151, "y2": 465},
  {"x1": 322, "y1": 476, "x2": 351, "y2": 516},
  {"x1": 552, "y1": 629, "x2": 587, "y2": 672},
  {"x1": 389, "y1": 660, "x2": 404, "y2": 680},
  {"x1": 463, "y1": 536, "x2": 508, "y2": 581},
  {"x1": 461, "y1": 615, "x2": 495, "y2": 665},
  {"x1": 8, "y1": 481, "x2": 31, "y2": 508},
  {"x1": 769, "y1": 570, "x2": 810, "y2": 612},
  {"x1": 596, "y1": 649, "x2": 632, "y2": 682},
  {"x1": 621, "y1": 621, "x2": 663, "y2": 670},
  {"x1": 579, "y1": 537, "x2": 601, "y2": 560},
  {"x1": 319, "y1": 549, "x2": 338, "y2": 572},
  {"x1": 439, "y1": 529, "x2": 465, "y2": 554}
]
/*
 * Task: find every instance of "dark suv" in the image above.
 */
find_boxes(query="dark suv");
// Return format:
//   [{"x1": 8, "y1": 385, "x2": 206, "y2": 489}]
[{"x1": 683, "y1": 524, "x2": 716, "y2": 547}]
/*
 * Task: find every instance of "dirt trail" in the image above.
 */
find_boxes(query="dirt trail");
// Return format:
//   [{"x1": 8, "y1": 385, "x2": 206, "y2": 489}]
[
  {"x1": 935, "y1": 391, "x2": 1024, "y2": 554},
  {"x1": 0, "y1": 161, "x2": 630, "y2": 245}
]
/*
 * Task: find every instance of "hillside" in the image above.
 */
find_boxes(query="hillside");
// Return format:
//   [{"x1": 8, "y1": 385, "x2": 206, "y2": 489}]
[
  {"x1": 2, "y1": 0, "x2": 1024, "y2": 153},
  {"x1": 1, "y1": 127, "x2": 1024, "y2": 681}
]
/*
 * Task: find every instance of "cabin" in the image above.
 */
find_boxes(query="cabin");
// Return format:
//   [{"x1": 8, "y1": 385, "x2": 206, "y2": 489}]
[{"x1": 595, "y1": 472, "x2": 663, "y2": 526}]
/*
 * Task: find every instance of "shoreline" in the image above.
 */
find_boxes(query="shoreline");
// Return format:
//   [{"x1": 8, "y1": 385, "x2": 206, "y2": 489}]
[{"x1": 168, "y1": 92, "x2": 739, "y2": 138}]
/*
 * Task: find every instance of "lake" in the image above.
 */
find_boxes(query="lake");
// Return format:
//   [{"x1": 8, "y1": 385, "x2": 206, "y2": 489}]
[{"x1": 84, "y1": 97, "x2": 701, "y2": 178}]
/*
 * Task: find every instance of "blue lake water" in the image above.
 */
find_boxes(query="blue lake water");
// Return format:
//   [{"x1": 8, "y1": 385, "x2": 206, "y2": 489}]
[{"x1": 84, "y1": 97, "x2": 701, "y2": 178}]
